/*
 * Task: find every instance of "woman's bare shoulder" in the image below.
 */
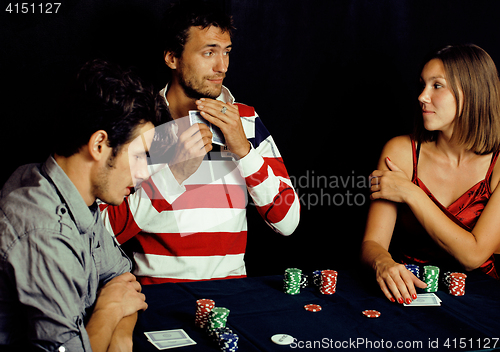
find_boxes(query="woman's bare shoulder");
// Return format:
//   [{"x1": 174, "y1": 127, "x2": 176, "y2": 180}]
[
  {"x1": 378, "y1": 135, "x2": 414, "y2": 177},
  {"x1": 383, "y1": 135, "x2": 412, "y2": 152}
]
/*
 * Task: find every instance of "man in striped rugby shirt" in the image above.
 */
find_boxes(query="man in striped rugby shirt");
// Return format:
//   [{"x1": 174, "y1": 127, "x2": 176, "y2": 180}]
[{"x1": 100, "y1": 0, "x2": 300, "y2": 284}]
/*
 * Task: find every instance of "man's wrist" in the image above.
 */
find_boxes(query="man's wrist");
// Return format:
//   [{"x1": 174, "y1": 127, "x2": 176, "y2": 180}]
[
  {"x1": 86, "y1": 307, "x2": 123, "y2": 352},
  {"x1": 232, "y1": 141, "x2": 252, "y2": 159},
  {"x1": 168, "y1": 163, "x2": 186, "y2": 185}
]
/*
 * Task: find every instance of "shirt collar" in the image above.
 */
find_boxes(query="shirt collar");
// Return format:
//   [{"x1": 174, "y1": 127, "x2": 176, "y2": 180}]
[{"x1": 42, "y1": 156, "x2": 98, "y2": 235}]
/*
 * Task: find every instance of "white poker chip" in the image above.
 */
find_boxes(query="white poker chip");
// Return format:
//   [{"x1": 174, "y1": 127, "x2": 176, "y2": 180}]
[{"x1": 271, "y1": 334, "x2": 294, "y2": 345}]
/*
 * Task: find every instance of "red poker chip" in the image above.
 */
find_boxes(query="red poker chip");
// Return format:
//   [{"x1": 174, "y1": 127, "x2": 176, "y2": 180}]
[
  {"x1": 362, "y1": 310, "x2": 381, "y2": 318},
  {"x1": 304, "y1": 304, "x2": 322, "y2": 312}
]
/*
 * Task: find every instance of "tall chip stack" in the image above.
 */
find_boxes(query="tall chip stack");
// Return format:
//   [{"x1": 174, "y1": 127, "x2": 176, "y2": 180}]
[
  {"x1": 319, "y1": 270, "x2": 338, "y2": 294},
  {"x1": 283, "y1": 268, "x2": 302, "y2": 295},
  {"x1": 195, "y1": 300, "x2": 239, "y2": 351},
  {"x1": 423, "y1": 265, "x2": 440, "y2": 292},
  {"x1": 207, "y1": 307, "x2": 230, "y2": 331},
  {"x1": 195, "y1": 299, "x2": 215, "y2": 329},
  {"x1": 448, "y1": 272, "x2": 467, "y2": 296}
]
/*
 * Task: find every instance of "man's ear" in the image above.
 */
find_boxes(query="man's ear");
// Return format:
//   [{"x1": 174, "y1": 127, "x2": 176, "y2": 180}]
[
  {"x1": 164, "y1": 51, "x2": 178, "y2": 70},
  {"x1": 88, "y1": 130, "x2": 109, "y2": 161}
]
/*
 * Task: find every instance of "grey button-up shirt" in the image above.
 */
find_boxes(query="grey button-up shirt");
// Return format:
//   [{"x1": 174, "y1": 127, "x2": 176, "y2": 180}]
[{"x1": 0, "y1": 156, "x2": 131, "y2": 351}]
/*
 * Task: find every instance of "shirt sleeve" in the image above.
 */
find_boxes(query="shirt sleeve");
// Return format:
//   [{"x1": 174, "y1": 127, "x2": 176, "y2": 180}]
[
  {"x1": 3, "y1": 227, "x2": 95, "y2": 351},
  {"x1": 100, "y1": 164, "x2": 186, "y2": 244},
  {"x1": 1, "y1": 203, "x2": 132, "y2": 352},
  {"x1": 236, "y1": 110, "x2": 301, "y2": 236}
]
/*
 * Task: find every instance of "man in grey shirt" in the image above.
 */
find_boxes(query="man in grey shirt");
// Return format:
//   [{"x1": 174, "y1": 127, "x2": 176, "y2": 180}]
[{"x1": 0, "y1": 59, "x2": 165, "y2": 351}]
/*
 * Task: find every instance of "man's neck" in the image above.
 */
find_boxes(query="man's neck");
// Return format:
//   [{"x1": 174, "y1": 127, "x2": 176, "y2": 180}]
[
  {"x1": 54, "y1": 153, "x2": 95, "y2": 206},
  {"x1": 165, "y1": 83, "x2": 198, "y2": 120}
]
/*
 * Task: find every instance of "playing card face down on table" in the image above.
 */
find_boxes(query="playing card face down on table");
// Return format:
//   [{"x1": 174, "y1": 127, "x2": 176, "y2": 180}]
[
  {"x1": 144, "y1": 329, "x2": 196, "y2": 350},
  {"x1": 403, "y1": 293, "x2": 442, "y2": 306}
]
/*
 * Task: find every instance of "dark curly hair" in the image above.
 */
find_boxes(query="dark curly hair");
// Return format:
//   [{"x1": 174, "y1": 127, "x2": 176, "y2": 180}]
[
  {"x1": 161, "y1": 0, "x2": 234, "y2": 59},
  {"x1": 54, "y1": 59, "x2": 170, "y2": 158}
]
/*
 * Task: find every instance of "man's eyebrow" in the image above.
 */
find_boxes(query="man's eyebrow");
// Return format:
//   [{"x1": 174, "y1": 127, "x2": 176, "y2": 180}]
[{"x1": 203, "y1": 43, "x2": 232, "y2": 49}]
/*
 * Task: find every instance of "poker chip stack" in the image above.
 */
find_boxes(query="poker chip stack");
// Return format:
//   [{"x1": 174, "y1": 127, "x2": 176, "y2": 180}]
[
  {"x1": 312, "y1": 270, "x2": 322, "y2": 287},
  {"x1": 208, "y1": 326, "x2": 233, "y2": 341},
  {"x1": 283, "y1": 268, "x2": 302, "y2": 295},
  {"x1": 218, "y1": 332, "x2": 239, "y2": 352},
  {"x1": 195, "y1": 299, "x2": 215, "y2": 329},
  {"x1": 447, "y1": 272, "x2": 467, "y2": 296},
  {"x1": 197, "y1": 301, "x2": 239, "y2": 351},
  {"x1": 300, "y1": 273, "x2": 309, "y2": 289},
  {"x1": 423, "y1": 265, "x2": 440, "y2": 292},
  {"x1": 319, "y1": 270, "x2": 338, "y2": 295},
  {"x1": 442, "y1": 271, "x2": 450, "y2": 287},
  {"x1": 207, "y1": 307, "x2": 230, "y2": 331},
  {"x1": 207, "y1": 326, "x2": 238, "y2": 351},
  {"x1": 405, "y1": 264, "x2": 420, "y2": 279}
]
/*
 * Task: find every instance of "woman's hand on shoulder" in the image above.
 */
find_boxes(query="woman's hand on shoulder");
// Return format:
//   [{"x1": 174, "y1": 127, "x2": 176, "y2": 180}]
[{"x1": 370, "y1": 157, "x2": 417, "y2": 202}]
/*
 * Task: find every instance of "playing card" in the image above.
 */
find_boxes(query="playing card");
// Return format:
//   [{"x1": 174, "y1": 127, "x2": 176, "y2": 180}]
[
  {"x1": 150, "y1": 338, "x2": 196, "y2": 350},
  {"x1": 189, "y1": 110, "x2": 226, "y2": 146},
  {"x1": 145, "y1": 329, "x2": 189, "y2": 342},
  {"x1": 210, "y1": 124, "x2": 226, "y2": 146},
  {"x1": 403, "y1": 293, "x2": 441, "y2": 306},
  {"x1": 144, "y1": 329, "x2": 197, "y2": 350},
  {"x1": 189, "y1": 110, "x2": 209, "y2": 127}
]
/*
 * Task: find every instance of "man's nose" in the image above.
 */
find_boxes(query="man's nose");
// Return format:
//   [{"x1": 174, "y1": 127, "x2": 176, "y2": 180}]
[
  {"x1": 133, "y1": 159, "x2": 150, "y2": 186},
  {"x1": 214, "y1": 55, "x2": 228, "y2": 73}
]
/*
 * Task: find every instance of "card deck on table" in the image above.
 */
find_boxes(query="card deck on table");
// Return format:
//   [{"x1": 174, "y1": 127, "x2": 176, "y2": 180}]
[
  {"x1": 403, "y1": 293, "x2": 442, "y2": 306},
  {"x1": 189, "y1": 110, "x2": 226, "y2": 146},
  {"x1": 144, "y1": 329, "x2": 196, "y2": 350}
]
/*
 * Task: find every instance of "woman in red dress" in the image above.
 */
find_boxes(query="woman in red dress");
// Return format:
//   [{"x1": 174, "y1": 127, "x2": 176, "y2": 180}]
[{"x1": 361, "y1": 44, "x2": 500, "y2": 305}]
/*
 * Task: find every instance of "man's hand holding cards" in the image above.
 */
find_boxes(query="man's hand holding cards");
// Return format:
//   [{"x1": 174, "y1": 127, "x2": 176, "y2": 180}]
[
  {"x1": 189, "y1": 110, "x2": 226, "y2": 146},
  {"x1": 194, "y1": 98, "x2": 252, "y2": 158}
]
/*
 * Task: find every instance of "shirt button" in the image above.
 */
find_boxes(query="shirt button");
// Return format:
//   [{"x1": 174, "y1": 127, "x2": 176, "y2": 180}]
[{"x1": 58, "y1": 347, "x2": 66, "y2": 352}]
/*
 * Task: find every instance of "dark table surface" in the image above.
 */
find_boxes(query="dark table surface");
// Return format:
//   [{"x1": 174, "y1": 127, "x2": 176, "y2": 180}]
[{"x1": 133, "y1": 268, "x2": 500, "y2": 351}]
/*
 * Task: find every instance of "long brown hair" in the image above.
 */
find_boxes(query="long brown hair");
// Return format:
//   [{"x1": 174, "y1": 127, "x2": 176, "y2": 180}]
[{"x1": 414, "y1": 44, "x2": 500, "y2": 154}]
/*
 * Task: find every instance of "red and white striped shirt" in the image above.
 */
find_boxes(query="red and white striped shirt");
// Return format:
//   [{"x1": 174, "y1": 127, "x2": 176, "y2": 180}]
[{"x1": 100, "y1": 86, "x2": 300, "y2": 284}]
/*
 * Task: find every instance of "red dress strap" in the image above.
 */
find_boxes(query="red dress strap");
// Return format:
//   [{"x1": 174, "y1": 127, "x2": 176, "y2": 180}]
[
  {"x1": 485, "y1": 150, "x2": 500, "y2": 181},
  {"x1": 410, "y1": 138, "x2": 418, "y2": 183}
]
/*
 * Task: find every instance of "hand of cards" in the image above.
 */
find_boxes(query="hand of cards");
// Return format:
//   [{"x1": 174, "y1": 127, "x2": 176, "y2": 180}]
[
  {"x1": 144, "y1": 329, "x2": 196, "y2": 350},
  {"x1": 403, "y1": 293, "x2": 442, "y2": 306},
  {"x1": 189, "y1": 110, "x2": 226, "y2": 146}
]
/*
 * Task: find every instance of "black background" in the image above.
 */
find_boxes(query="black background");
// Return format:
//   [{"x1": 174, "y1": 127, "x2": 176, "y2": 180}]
[{"x1": 1, "y1": 0, "x2": 500, "y2": 276}]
